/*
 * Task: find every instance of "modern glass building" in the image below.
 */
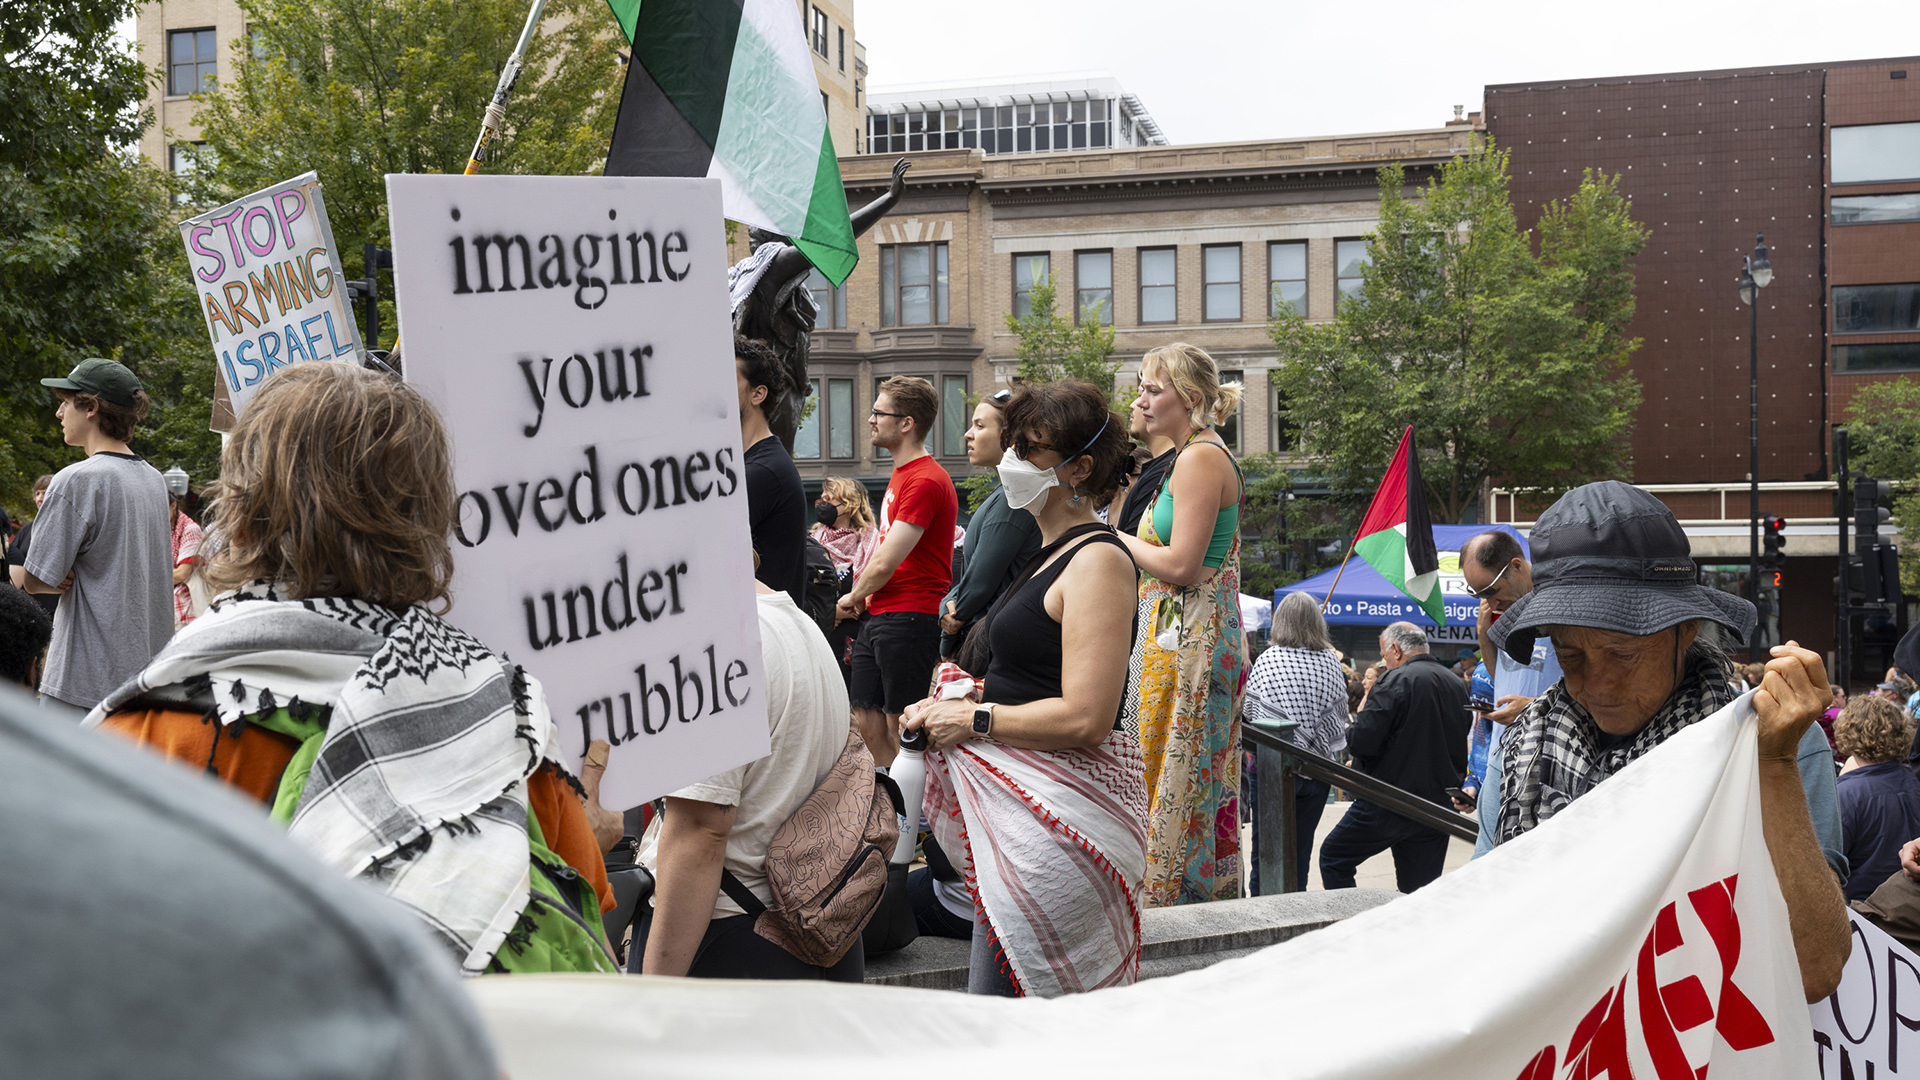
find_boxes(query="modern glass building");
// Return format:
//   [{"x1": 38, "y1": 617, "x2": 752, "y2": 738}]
[{"x1": 863, "y1": 73, "x2": 1168, "y2": 156}]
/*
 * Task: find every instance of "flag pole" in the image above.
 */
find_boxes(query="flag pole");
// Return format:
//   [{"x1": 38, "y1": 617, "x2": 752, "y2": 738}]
[
  {"x1": 1319, "y1": 533, "x2": 1361, "y2": 616},
  {"x1": 464, "y1": 0, "x2": 549, "y2": 175}
]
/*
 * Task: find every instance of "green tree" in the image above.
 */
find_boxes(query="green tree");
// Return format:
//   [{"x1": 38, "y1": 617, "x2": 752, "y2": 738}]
[
  {"x1": 186, "y1": 0, "x2": 626, "y2": 348},
  {"x1": 1843, "y1": 379, "x2": 1920, "y2": 594},
  {"x1": 0, "y1": 1, "x2": 216, "y2": 507},
  {"x1": 1235, "y1": 454, "x2": 1344, "y2": 601},
  {"x1": 1005, "y1": 279, "x2": 1119, "y2": 392},
  {"x1": 1267, "y1": 146, "x2": 1647, "y2": 523}
]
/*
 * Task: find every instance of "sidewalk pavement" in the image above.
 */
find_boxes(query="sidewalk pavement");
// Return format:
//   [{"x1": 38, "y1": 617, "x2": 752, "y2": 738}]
[{"x1": 1240, "y1": 799, "x2": 1475, "y2": 894}]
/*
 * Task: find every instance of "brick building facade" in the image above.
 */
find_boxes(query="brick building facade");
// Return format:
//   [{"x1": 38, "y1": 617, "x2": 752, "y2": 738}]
[
  {"x1": 1488, "y1": 57, "x2": 1920, "y2": 665},
  {"x1": 735, "y1": 125, "x2": 1482, "y2": 487}
]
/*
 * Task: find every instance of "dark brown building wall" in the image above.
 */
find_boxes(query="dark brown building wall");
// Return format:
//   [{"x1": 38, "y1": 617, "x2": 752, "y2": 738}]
[{"x1": 1489, "y1": 68, "x2": 1829, "y2": 485}]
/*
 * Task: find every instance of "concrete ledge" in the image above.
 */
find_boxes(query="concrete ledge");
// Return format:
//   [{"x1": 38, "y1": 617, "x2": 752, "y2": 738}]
[{"x1": 864, "y1": 889, "x2": 1400, "y2": 990}]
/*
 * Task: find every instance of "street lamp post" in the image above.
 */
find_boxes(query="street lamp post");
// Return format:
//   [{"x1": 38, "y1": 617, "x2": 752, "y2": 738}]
[{"x1": 1738, "y1": 234, "x2": 1773, "y2": 658}]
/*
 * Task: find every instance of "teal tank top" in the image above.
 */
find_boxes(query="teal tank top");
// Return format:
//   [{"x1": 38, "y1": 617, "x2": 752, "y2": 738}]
[{"x1": 1149, "y1": 439, "x2": 1243, "y2": 569}]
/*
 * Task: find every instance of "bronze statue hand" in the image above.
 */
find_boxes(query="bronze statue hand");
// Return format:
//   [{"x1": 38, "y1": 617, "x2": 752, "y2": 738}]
[
  {"x1": 851, "y1": 159, "x2": 911, "y2": 239},
  {"x1": 889, "y1": 158, "x2": 911, "y2": 198}
]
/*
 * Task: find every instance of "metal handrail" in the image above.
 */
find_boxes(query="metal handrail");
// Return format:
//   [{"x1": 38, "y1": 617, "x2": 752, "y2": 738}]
[
  {"x1": 1241, "y1": 716, "x2": 1477, "y2": 896},
  {"x1": 1244, "y1": 721, "x2": 1477, "y2": 842}
]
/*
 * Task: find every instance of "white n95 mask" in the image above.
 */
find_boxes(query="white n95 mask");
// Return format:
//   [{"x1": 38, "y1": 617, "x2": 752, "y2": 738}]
[{"x1": 997, "y1": 453, "x2": 1062, "y2": 511}]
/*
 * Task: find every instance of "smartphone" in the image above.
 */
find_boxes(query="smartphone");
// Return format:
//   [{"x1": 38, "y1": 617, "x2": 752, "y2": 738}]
[
  {"x1": 1445, "y1": 786, "x2": 1475, "y2": 808},
  {"x1": 1467, "y1": 696, "x2": 1495, "y2": 712}
]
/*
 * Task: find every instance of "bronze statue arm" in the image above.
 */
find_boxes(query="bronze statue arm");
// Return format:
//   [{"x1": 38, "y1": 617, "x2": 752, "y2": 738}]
[{"x1": 849, "y1": 159, "x2": 910, "y2": 239}]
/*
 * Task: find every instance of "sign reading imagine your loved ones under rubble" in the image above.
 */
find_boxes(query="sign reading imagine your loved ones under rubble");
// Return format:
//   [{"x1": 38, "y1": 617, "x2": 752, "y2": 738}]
[{"x1": 387, "y1": 175, "x2": 767, "y2": 810}]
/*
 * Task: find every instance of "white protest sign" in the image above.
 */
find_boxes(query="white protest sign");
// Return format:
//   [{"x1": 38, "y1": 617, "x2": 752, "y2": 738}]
[
  {"x1": 179, "y1": 171, "x2": 362, "y2": 426},
  {"x1": 386, "y1": 174, "x2": 767, "y2": 811},
  {"x1": 470, "y1": 697, "x2": 1817, "y2": 1079},
  {"x1": 1812, "y1": 909, "x2": 1920, "y2": 1077}
]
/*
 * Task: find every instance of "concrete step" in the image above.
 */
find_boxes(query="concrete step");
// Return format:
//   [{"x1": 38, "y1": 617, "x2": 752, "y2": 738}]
[{"x1": 864, "y1": 888, "x2": 1400, "y2": 990}]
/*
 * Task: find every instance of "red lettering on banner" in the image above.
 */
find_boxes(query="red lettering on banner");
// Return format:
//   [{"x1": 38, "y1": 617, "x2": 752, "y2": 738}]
[{"x1": 1511, "y1": 875, "x2": 1776, "y2": 1079}]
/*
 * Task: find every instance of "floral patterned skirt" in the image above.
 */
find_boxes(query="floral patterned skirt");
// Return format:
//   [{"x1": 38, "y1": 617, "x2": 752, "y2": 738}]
[{"x1": 1121, "y1": 527, "x2": 1248, "y2": 907}]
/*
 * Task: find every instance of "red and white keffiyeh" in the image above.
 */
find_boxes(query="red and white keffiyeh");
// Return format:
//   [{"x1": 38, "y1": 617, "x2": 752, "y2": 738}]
[{"x1": 922, "y1": 729, "x2": 1149, "y2": 998}]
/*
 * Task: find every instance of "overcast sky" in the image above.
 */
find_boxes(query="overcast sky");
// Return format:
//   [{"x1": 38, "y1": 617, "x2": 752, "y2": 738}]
[{"x1": 858, "y1": 0, "x2": 1920, "y2": 144}]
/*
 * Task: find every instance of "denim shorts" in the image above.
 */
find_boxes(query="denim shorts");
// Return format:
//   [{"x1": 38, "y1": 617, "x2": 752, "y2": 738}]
[{"x1": 848, "y1": 611, "x2": 940, "y2": 714}]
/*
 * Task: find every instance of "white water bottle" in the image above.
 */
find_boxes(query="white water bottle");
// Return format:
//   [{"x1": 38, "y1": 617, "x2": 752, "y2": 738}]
[{"x1": 890, "y1": 728, "x2": 928, "y2": 865}]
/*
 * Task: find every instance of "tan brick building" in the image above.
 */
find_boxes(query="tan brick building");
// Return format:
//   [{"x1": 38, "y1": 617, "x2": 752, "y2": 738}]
[
  {"x1": 134, "y1": 1, "x2": 868, "y2": 171},
  {"x1": 743, "y1": 122, "x2": 1481, "y2": 487}
]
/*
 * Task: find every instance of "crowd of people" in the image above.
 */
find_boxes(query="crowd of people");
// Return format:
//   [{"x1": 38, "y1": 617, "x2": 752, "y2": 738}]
[
  {"x1": 5, "y1": 338, "x2": 1899, "y2": 1010},
  {"x1": 1, "y1": 338, "x2": 1269, "y2": 1000}
]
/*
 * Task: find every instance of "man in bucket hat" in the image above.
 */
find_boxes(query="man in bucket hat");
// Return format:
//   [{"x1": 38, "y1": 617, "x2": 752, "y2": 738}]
[
  {"x1": 1488, "y1": 481, "x2": 1849, "y2": 1000},
  {"x1": 19, "y1": 359, "x2": 172, "y2": 711}
]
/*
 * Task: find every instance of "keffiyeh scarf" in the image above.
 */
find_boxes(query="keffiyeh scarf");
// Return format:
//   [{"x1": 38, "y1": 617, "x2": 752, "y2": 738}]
[
  {"x1": 85, "y1": 581, "x2": 564, "y2": 974},
  {"x1": 1242, "y1": 647, "x2": 1349, "y2": 758},
  {"x1": 922, "y1": 730, "x2": 1149, "y2": 998},
  {"x1": 1495, "y1": 646, "x2": 1735, "y2": 845}
]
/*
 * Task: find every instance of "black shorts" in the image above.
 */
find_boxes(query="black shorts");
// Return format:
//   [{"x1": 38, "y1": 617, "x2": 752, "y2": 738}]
[{"x1": 848, "y1": 611, "x2": 940, "y2": 714}]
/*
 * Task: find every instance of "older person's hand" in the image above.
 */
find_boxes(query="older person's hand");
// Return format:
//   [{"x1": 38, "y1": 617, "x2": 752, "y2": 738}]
[
  {"x1": 1752, "y1": 641, "x2": 1829, "y2": 763},
  {"x1": 578, "y1": 739, "x2": 628, "y2": 855}
]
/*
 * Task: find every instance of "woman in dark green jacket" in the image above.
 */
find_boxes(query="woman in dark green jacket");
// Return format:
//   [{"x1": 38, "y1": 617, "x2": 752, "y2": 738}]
[{"x1": 941, "y1": 389, "x2": 1042, "y2": 661}]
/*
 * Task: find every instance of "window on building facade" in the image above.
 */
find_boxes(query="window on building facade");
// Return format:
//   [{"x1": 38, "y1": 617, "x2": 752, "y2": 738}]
[
  {"x1": 941, "y1": 375, "x2": 969, "y2": 457},
  {"x1": 1335, "y1": 240, "x2": 1371, "y2": 311},
  {"x1": 1013, "y1": 253, "x2": 1050, "y2": 320},
  {"x1": 803, "y1": 267, "x2": 847, "y2": 329},
  {"x1": 865, "y1": 98, "x2": 1119, "y2": 156},
  {"x1": 1272, "y1": 384, "x2": 1300, "y2": 453},
  {"x1": 1833, "y1": 193, "x2": 1920, "y2": 225},
  {"x1": 879, "y1": 243, "x2": 949, "y2": 327},
  {"x1": 1268, "y1": 241, "x2": 1307, "y2": 317},
  {"x1": 1834, "y1": 284, "x2": 1920, "y2": 334},
  {"x1": 1203, "y1": 245, "x2": 1242, "y2": 321},
  {"x1": 828, "y1": 378, "x2": 855, "y2": 458},
  {"x1": 168, "y1": 142, "x2": 206, "y2": 205},
  {"x1": 838, "y1": 28, "x2": 845, "y2": 71},
  {"x1": 1076, "y1": 251, "x2": 1113, "y2": 326},
  {"x1": 1835, "y1": 343, "x2": 1920, "y2": 373},
  {"x1": 1216, "y1": 370, "x2": 1243, "y2": 451},
  {"x1": 1832, "y1": 123, "x2": 1920, "y2": 184},
  {"x1": 811, "y1": 7, "x2": 830, "y2": 56},
  {"x1": 794, "y1": 378, "x2": 823, "y2": 459},
  {"x1": 1139, "y1": 248, "x2": 1176, "y2": 324},
  {"x1": 169, "y1": 28, "x2": 217, "y2": 96}
]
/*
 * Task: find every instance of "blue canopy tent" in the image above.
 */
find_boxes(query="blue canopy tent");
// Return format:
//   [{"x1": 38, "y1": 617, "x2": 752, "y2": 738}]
[{"x1": 1274, "y1": 524, "x2": 1532, "y2": 644}]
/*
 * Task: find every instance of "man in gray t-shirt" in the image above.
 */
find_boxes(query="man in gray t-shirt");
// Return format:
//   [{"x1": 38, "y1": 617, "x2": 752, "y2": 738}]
[{"x1": 21, "y1": 358, "x2": 174, "y2": 709}]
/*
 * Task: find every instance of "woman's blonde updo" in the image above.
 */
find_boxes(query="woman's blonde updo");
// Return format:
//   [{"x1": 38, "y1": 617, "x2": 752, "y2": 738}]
[{"x1": 1141, "y1": 342, "x2": 1242, "y2": 430}]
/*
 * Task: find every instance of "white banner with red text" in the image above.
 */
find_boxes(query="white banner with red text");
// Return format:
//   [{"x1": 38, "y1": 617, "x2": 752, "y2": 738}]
[{"x1": 466, "y1": 695, "x2": 1824, "y2": 1078}]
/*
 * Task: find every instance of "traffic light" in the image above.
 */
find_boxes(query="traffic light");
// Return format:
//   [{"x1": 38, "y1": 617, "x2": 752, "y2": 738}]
[
  {"x1": 1854, "y1": 475, "x2": 1901, "y2": 606},
  {"x1": 1761, "y1": 515, "x2": 1786, "y2": 570}
]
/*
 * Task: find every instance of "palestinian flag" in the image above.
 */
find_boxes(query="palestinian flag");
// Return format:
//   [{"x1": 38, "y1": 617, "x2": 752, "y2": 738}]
[
  {"x1": 1352, "y1": 426, "x2": 1445, "y2": 624},
  {"x1": 602, "y1": 0, "x2": 858, "y2": 285}
]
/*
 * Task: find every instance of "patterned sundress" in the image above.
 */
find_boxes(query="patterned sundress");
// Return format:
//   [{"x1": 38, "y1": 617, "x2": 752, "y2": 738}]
[{"x1": 1121, "y1": 454, "x2": 1249, "y2": 907}]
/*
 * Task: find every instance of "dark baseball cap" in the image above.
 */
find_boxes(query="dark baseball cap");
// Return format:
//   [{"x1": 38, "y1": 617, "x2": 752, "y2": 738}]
[{"x1": 41, "y1": 358, "x2": 142, "y2": 407}]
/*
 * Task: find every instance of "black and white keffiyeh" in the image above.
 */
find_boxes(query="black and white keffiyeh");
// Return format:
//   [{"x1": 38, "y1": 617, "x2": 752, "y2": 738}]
[
  {"x1": 85, "y1": 581, "x2": 563, "y2": 974},
  {"x1": 1241, "y1": 646, "x2": 1349, "y2": 758},
  {"x1": 1495, "y1": 645, "x2": 1735, "y2": 845}
]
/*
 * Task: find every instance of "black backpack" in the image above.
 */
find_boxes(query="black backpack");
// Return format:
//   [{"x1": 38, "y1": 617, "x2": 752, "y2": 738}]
[{"x1": 800, "y1": 537, "x2": 839, "y2": 636}]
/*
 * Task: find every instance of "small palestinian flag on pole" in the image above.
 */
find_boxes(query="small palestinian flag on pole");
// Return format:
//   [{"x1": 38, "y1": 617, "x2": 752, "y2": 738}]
[
  {"x1": 1326, "y1": 425, "x2": 1445, "y2": 624},
  {"x1": 601, "y1": 0, "x2": 858, "y2": 285}
]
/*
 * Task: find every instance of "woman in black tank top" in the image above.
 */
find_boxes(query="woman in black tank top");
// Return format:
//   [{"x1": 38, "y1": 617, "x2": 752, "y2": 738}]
[{"x1": 901, "y1": 380, "x2": 1146, "y2": 997}]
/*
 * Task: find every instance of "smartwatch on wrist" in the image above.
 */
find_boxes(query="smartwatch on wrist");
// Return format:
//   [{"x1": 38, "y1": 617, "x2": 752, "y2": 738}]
[{"x1": 971, "y1": 702, "x2": 996, "y2": 737}]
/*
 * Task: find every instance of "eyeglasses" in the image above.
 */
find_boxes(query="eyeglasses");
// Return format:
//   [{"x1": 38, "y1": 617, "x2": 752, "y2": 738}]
[
  {"x1": 869, "y1": 409, "x2": 910, "y2": 420},
  {"x1": 1466, "y1": 560, "x2": 1513, "y2": 600},
  {"x1": 989, "y1": 389, "x2": 1012, "y2": 404}
]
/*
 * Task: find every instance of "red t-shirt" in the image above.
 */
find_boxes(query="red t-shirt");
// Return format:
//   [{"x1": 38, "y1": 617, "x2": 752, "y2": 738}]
[{"x1": 868, "y1": 454, "x2": 958, "y2": 615}]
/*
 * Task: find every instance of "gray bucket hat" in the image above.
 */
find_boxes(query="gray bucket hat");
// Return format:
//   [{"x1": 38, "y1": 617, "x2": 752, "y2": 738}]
[{"x1": 1488, "y1": 481, "x2": 1757, "y2": 664}]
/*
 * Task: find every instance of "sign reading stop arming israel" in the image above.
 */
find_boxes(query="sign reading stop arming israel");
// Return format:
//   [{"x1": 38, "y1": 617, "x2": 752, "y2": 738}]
[
  {"x1": 179, "y1": 171, "x2": 362, "y2": 425},
  {"x1": 386, "y1": 174, "x2": 768, "y2": 810}
]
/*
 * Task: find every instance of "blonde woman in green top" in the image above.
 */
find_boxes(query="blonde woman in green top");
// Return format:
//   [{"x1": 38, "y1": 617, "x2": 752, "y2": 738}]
[{"x1": 1117, "y1": 343, "x2": 1249, "y2": 906}]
